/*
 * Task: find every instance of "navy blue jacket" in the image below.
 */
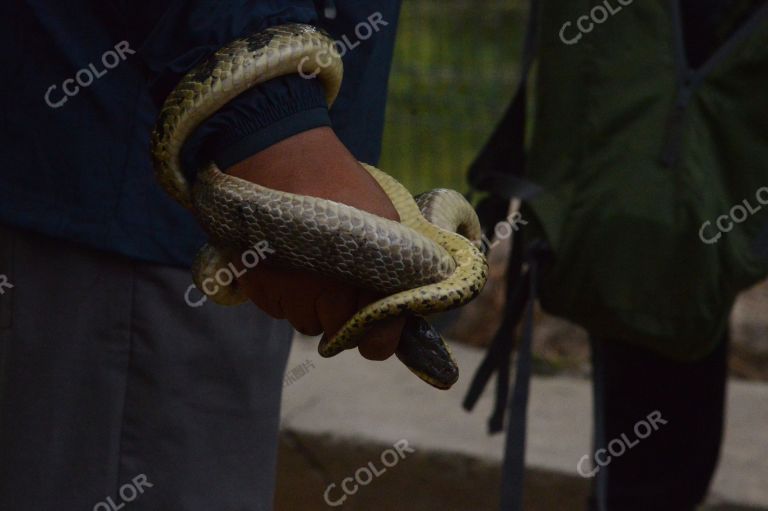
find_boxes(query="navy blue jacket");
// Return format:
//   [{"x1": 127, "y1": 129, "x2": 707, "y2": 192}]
[{"x1": 0, "y1": 1, "x2": 401, "y2": 266}]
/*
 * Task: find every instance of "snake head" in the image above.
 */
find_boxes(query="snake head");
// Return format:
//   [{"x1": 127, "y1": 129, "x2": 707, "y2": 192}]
[{"x1": 395, "y1": 315, "x2": 459, "y2": 390}]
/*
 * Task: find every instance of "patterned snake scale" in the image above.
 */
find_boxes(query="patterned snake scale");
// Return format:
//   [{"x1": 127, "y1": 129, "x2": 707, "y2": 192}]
[{"x1": 151, "y1": 23, "x2": 489, "y2": 389}]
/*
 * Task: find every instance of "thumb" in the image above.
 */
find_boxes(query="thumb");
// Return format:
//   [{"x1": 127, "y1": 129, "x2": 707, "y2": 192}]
[
  {"x1": 318, "y1": 290, "x2": 406, "y2": 361},
  {"x1": 356, "y1": 316, "x2": 406, "y2": 361},
  {"x1": 353, "y1": 290, "x2": 405, "y2": 361}
]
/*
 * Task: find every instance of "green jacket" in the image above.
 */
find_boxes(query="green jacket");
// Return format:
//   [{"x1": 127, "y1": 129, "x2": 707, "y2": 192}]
[{"x1": 526, "y1": 0, "x2": 768, "y2": 359}]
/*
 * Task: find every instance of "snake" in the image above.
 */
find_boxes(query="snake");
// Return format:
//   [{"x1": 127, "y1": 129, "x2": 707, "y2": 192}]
[{"x1": 151, "y1": 23, "x2": 489, "y2": 390}]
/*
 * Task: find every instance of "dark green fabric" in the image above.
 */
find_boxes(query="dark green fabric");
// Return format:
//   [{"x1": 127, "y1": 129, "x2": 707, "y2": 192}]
[{"x1": 525, "y1": 0, "x2": 768, "y2": 360}]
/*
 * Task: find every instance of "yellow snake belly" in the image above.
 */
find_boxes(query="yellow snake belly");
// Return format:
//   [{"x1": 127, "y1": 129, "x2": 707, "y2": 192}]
[{"x1": 151, "y1": 23, "x2": 489, "y2": 389}]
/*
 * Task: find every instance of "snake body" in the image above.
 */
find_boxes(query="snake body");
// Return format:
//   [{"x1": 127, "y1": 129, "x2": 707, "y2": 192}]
[{"x1": 151, "y1": 23, "x2": 488, "y2": 389}]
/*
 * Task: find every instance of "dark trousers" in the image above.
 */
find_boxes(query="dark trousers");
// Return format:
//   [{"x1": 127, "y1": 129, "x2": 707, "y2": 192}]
[
  {"x1": 589, "y1": 336, "x2": 728, "y2": 511},
  {"x1": 0, "y1": 225, "x2": 293, "y2": 510}
]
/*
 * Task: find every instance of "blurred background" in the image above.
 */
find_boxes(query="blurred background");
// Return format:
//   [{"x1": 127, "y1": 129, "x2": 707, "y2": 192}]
[
  {"x1": 275, "y1": 1, "x2": 768, "y2": 509},
  {"x1": 380, "y1": 0, "x2": 524, "y2": 194}
]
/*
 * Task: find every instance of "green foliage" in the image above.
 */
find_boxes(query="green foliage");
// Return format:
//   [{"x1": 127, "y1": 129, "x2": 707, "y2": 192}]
[{"x1": 380, "y1": 0, "x2": 524, "y2": 193}]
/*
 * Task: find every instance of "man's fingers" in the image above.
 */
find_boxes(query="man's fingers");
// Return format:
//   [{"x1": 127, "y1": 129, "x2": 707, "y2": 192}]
[
  {"x1": 237, "y1": 267, "x2": 285, "y2": 319},
  {"x1": 357, "y1": 316, "x2": 405, "y2": 361},
  {"x1": 355, "y1": 291, "x2": 404, "y2": 361},
  {"x1": 280, "y1": 271, "x2": 323, "y2": 336},
  {"x1": 239, "y1": 264, "x2": 405, "y2": 361},
  {"x1": 317, "y1": 289, "x2": 404, "y2": 361},
  {"x1": 315, "y1": 286, "x2": 359, "y2": 338}
]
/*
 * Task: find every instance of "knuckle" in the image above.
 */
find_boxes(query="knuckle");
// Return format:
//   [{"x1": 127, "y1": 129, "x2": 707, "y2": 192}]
[
  {"x1": 294, "y1": 324, "x2": 323, "y2": 336},
  {"x1": 359, "y1": 339, "x2": 395, "y2": 361},
  {"x1": 290, "y1": 315, "x2": 322, "y2": 336}
]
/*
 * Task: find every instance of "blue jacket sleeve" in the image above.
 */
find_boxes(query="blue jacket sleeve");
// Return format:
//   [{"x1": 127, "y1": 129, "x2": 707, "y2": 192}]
[
  {"x1": 182, "y1": 74, "x2": 331, "y2": 174},
  {"x1": 132, "y1": 0, "x2": 331, "y2": 176}
]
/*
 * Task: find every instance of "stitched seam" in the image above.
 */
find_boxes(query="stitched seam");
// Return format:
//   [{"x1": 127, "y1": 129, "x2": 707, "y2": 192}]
[
  {"x1": 113, "y1": 259, "x2": 139, "y2": 498},
  {"x1": 0, "y1": 225, "x2": 16, "y2": 460}
]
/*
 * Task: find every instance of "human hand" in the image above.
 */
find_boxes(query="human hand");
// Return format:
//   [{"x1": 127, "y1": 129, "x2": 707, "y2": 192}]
[{"x1": 225, "y1": 126, "x2": 405, "y2": 360}]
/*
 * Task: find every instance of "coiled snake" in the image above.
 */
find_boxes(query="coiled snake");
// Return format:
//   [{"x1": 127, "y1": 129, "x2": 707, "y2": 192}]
[{"x1": 151, "y1": 24, "x2": 488, "y2": 390}]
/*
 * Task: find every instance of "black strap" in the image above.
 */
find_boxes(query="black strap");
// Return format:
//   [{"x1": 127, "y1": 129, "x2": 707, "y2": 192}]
[
  {"x1": 663, "y1": 0, "x2": 768, "y2": 167},
  {"x1": 462, "y1": 0, "x2": 541, "y2": 416},
  {"x1": 463, "y1": 228, "x2": 527, "y2": 431},
  {"x1": 499, "y1": 244, "x2": 541, "y2": 510},
  {"x1": 467, "y1": 0, "x2": 541, "y2": 211},
  {"x1": 462, "y1": 240, "x2": 548, "y2": 511},
  {"x1": 462, "y1": 2, "x2": 543, "y2": 510}
]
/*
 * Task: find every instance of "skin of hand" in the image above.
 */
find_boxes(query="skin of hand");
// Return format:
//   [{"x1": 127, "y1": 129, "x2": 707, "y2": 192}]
[{"x1": 225, "y1": 126, "x2": 405, "y2": 361}]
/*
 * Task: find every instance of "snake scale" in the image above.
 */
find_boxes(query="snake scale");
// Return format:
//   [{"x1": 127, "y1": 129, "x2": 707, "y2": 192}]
[{"x1": 151, "y1": 23, "x2": 488, "y2": 389}]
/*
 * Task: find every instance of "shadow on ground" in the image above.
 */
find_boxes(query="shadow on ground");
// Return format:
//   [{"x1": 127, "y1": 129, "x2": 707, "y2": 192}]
[
  {"x1": 275, "y1": 431, "x2": 764, "y2": 511},
  {"x1": 275, "y1": 431, "x2": 586, "y2": 511}
]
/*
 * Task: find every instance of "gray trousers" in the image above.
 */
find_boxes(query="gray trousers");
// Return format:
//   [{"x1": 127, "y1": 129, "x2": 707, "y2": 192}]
[{"x1": 0, "y1": 224, "x2": 293, "y2": 510}]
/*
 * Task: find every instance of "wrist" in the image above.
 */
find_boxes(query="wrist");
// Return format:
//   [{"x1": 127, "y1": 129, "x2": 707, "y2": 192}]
[{"x1": 226, "y1": 127, "x2": 400, "y2": 222}]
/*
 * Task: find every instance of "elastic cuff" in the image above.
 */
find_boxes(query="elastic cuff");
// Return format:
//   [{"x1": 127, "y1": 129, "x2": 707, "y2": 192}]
[
  {"x1": 214, "y1": 106, "x2": 330, "y2": 169},
  {"x1": 180, "y1": 73, "x2": 329, "y2": 179}
]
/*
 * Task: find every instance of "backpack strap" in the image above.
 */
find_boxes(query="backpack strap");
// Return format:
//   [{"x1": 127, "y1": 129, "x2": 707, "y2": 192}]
[
  {"x1": 499, "y1": 240, "x2": 546, "y2": 510},
  {"x1": 467, "y1": 0, "x2": 542, "y2": 230},
  {"x1": 663, "y1": 0, "x2": 768, "y2": 166},
  {"x1": 462, "y1": 2, "x2": 544, "y2": 510},
  {"x1": 463, "y1": 239, "x2": 548, "y2": 511},
  {"x1": 463, "y1": 229, "x2": 528, "y2": 431}
]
